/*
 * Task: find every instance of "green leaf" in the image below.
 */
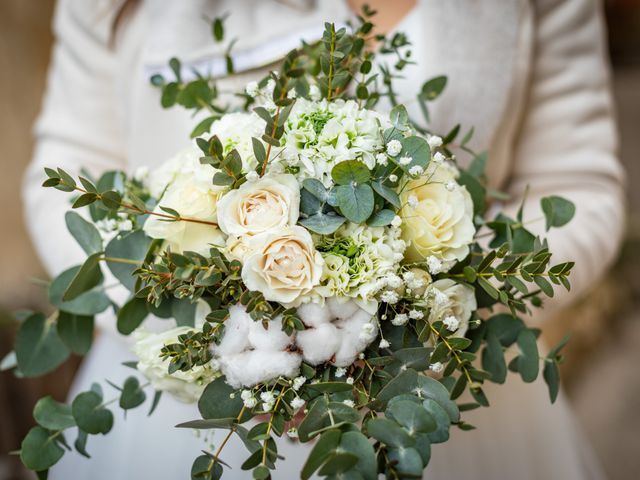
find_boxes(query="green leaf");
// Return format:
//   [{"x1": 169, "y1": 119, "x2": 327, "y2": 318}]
[
  {"x1": 57, "y1": 312, "x2": 94, "y2": 355},
  {"x1": 331, "y1": 160, "x2": 371, "y2": 185},
  {"x1": 371, "y1": 181, "x2": 401, "y2": 209},
  {"x1": 338, "y1": 431, "x2": 377, "y2": 480},
  {"x1": 481, "y1": 332, "x2": 507, "y2": 384},
  {"x1": 62, "y1": 253, "x2": 103, "y2": 301},
  {"x1": 65, "y1": 211, "x2": 102, "y2": 255},
  {"x1": 191, "y1": 454, "x2": 223, "y2": 480},
  {"x1": 318, "y1": 452, "x2": 359, "y2": 476},
  {"x1": 541, "y1": 196, "x2": 575, "y2": 231},
  {"x1": 386, "y1": 400, "x2": 436, "y2": 434},
  {"x1": 366, "y1": 418, "x2": 414, "y2": 448},
  {"x1": 74, "y1": 429, "x2": 90, "y2": 458},
  {"x1": 251, "y1": 137, "x2": 266, "y2": 166},
  {"x1": 191, "y1": 116, "x2": 217, "y2": 138},
  {"x1": 420, "y1": 75, "x2": 447, "y2": 100},
  {"x1": 485, "y1": 314, "x2": 525, "y2": 347},
  {"x1": 49, "y1": 266, "x2": 110, "y2": 316},
  {"x1": 399, "y1": 136, "x2": 430, "y2": 172},
  {"x1": 16, "y1": 313, "x2": 70, "y2": 377},
  {"x1": 71, "y1": 391, "x2": 114, "y2": 435},
  {"x1": 298, "y1": 398, "x2": 359, "y2": 442},
  {"x1": 422, "y1": 399, "x2": 450, "y2": 444},
  {"x1": 119, "y1": 376, "x2": 147, "y2": 410},
  {"x1": 20, "y1": 426, "x2": 65, "y2": 471},
  {"x1": 387, "y1": 446, "x2": 424, "y2": 477},
  {"x1": 516, "y1": 329, "x2": 539, "y2": 383},
  {"x1": 171, "y1": 298, "x2": 197, "y2": 327},
  {"x1": 457, "y1": 171, "x2": 486, "y2": 216},
  {"x1": 198, "y1": 377, "x2": 242, "y2": 420},
  {"x1": 302, "y1": 430, "x2": 342, "y2": 480},
  {"x1": 366, "y1": 209, "x2": 395, "y2": 227},
  {"x1": 543, "y1": 360, "x2": 561, "y2": 403},
  {"x1": 299, "y1": 213, "x2": 346, "y2": 234},
  {"x1": 105, "y1": 230, "x2": 152, "y2": 291},
  {"x1": 176, "y1": 418, "x2": 235, "y2": 430},
  {"x1": 389, "y1": 104, "x2": 409, "y2": 131},
  {"x1": 117, "y1": 297, "x2": 148, "y2": 335},
  {"x1": 34, "y1": 396, "x2": 76, "y2": 430},
  {"x1": 336, "y1": 183, "x2": 374, "y2": 223},
  {"x1": 212, "y1": 17, "x2": 225, "y2": 42},
  {"x1": 305, "y1": 382, "x2": 355, "y2": 393}
]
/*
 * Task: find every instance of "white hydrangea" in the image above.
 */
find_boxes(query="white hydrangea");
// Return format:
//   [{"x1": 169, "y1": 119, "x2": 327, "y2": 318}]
[{"x1": 132, "y1": 327, "x2": 219, "y2": 403}]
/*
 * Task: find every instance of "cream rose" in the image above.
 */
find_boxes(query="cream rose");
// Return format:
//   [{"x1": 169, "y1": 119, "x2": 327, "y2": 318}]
[
  {"x1": 399, "y1": 163, "x2": 475, "y2": 263},
  {"x1": 241, "y1": 226, "x2": 324, "y2": 305},
  {"x1": 426, "y1": 279, "x2": 477, "y2": 337},
  {"x1": 216, "y1": 174, "x2": 300, "y2": 237}
]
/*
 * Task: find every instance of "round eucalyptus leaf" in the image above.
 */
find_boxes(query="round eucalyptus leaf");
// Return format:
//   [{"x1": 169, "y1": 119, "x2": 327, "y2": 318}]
[
  {"x1": 366, "y1": 418, "x2": 414, "y2": 448},
  {"x1": 198, "y1": 377, "x2": 242, "y2": 420},
  {"x1": 331, "y1": 160, "x2": 371, "y2": 186},
  {"x1": 336, "y1": 183, "x2": 374, "y2": 223},
  {"x1": 65, "y1": 211, "x2": 103, "y2": 255},
  {"x1": 119, "y1": 376, "x2": 147, "y2": 410},
  {"x1": 191, "y1": 454, "x2": 223, "y2": 480},
  {"x1": 57, "y1": 312, "x2": 94, "y2": 355},
  {"x1": 49, "y1": 266, "x2": 111, "y2": 316},
  {"x1": 386, "y1": 400, "x2": 436, "y2": 434},
  {"x1": 117, "y1": 297, "x2": 148, "y2": 335},
  {"x1": 33, "y1": 396, "x2": 76, "y2": 430},
  {"x1": 338, "y1": 431, "x2": 377, "y2": 480},
  {"x1": 72, "y1": 391, "x2": 114, "y2": 435},
  {"x1": 15, "y1": 313, "x2": 70, "y2": 378},
  {"x1": 105, "y1": 230, "x2": 152, "y2": 291},
  {"x1": 387, "y1": 446, "x2": 424, "y2": 477},
  {"x1": 20, "y1": 426, "x2": 65, "y2": 471}
]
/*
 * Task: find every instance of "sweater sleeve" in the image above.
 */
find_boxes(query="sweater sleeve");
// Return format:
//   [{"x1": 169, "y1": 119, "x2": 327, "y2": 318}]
[
  {"x1": 22, "y1": 0, "x2": 126, "y2": 278},
  {"x1": 504, "y1": 0, "x2": 625, "y2": 312}
]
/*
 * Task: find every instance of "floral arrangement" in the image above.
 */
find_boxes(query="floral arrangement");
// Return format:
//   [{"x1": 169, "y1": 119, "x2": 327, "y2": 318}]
[{"x1": 8, "y1": 10, "x2": 576, "y2": 480}]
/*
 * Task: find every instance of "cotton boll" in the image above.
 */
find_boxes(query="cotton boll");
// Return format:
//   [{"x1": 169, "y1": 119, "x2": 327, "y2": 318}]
[
  {"x1": 213, "y1": 305, "x2": 252, "y2": 356},
  {"x1": 297, "y1": 301, "x2": 331, "y2": 328},
  {"x1": 296, "y1": 323, "x2": 341, "y2": 365},
  {"x1": 248, "y1": 316, "x2": 294, "y2": 352},
  {"x1": 326, "y1": 297, "x2": 361, "y2": 321},
  {"x1": 333, "y1": 310, "x2": 377, "y2": 367},
  {"x1": 220, "y1": 350, "x2": 302, "y2": 388}
]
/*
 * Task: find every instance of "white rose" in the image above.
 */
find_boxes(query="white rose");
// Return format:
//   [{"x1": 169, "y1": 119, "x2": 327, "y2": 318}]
[
  {"x1": 399, "y1": 163, "x2": 475, "y2": 263},
  {"x1": 216, "y1": 174, "x2": 300, "y2": 237},
  {"x1": 209, "y1": 112, "x2": 266, "y2": 171},
  {"x1": 225, "y1": 235, "x2": 254, "y2": 262},
  {"x1": 427, "y1": 279, "x2": 477, "y2": 337},
  {"x1": 241, "y1": 226, "x2": 324, "y2": 305},
  {"x1": 143, "y1": 146, "x2": 227, "y2": 255},
  {"x1": 132, "y1": 327, "x2": 220, "y2": 403}
]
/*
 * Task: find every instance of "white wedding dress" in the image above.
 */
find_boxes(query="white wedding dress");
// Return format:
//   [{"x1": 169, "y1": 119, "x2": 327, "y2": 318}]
[{"x1": 24, "y1": 0, "x2": 622, "y2": 478}]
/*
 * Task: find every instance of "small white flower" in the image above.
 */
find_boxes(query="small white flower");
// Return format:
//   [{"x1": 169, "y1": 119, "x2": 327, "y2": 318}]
[
  {"x1": 391, "y1": 216, "x2": 402, "y2": 228},
  {"x1": 262, "y1": 401, "x2": 274, "y2": 412},
  {"x1": 445, "y1": 180, "x2": 457, "y2": 191},
  {"x1": 346, "y1": 377, "x2": 354, "y2": 385},
  {"x1": 343, "y1": 400, "x2": 355, "y2": 408},
  {"x1": 409, "y1": 165, "x2": 424, "y2": 177},
  {"x1": 309, "y1": 84, "x2": 321, "y2": 101},
  {"x1": 432, "y1": 289, "x2": 449, "y2": 306},
  {"x1": 429, "y1": 361, "x2": 444, "y2": 373},
  {"x1": 380, "y1": 290, "x2": 400, "y2": 304},
  {"x1": 409, "y1": 309, "x2": 424, "y2": 320},
  {"x1": 359, "y1": 322, "x2": 376, "y2": 342},
  {"x1": 260, "y1": 391, "x2": 275, "y2": 404},
  {"x1": 407, "y1": 195, "x2": 419, "y2": 208},
  {"x1": 358, "y1": 352, "x2": 365, "y2": 360},
  {"x1": 428, "y1": 136, "x2": 443, "y2": 149},
  {"x1": 393, "y1": 252, "x2": 404, "y2": 262},
  {"x1": 287, "y1": 89, "x2": 297, "y2": 99},
  {"x1": 335, "y1": 367, "x2": 347, "y2": 378},
  {"x1": 391, "y1": 313, "x2": 409, "y2": 326},
  {"x1": 292, "y1": 376, "x2": 306, "y2": 391},
  {"x1": 119, "y1": 219, "x2": 133, "y2": 232},
  {"x1": 291, "y1": 397, "x2": 305, "y2": 410},
  {"x1": 245, "y1": 81, "x2": 259, "y2": 97},
  {"x1": 389, "y1": 174, "x2": 398, "y2": 182},
  {"x1": 243, "y1": 397, "x2": 258, "y2": 408},
  {"x1": 386, "y1": 140, "x2": 402, "y2": 157},
  {"x1": 376, "y1": 153, "x2": 388, "y2": 166},
  {"x1": 426, "y1": 256, "x2": 444, "y2": 275},
  {"x1": 399, "y1": 156, "x2": 412, "y2": 166},
  {"x1": 384, "y1": 274, "x2": 403, "y2": 289},
  {"x1": 287, "y1": 427, "x2": 299, "y2": 438},
  {"x1": 433, "y1": 152, "x2": 447, "y2": 163},
  {"x1": 402, "y1": 271, "x2": 415, "y2": 282},
  {"x1": 265, "y1": 78, "x2": 276, "y2": 93},
  {"x1": 379, "y1": 339, "x2": 391, "y2": 349},
  {"x1": 245, "y1": 171, "x2": 259, "y2": 182},
  {"x1": 443, "y1": 315, "x2": 460, "y2": 331}
]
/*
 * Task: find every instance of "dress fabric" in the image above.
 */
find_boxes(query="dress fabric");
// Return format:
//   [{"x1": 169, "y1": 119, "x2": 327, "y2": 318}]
[{"x1": 23, "y1": 0, "x2": 623, "y2": 478}]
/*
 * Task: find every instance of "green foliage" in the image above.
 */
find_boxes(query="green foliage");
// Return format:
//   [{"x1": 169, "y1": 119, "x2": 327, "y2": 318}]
[
  {"x1": 15, "y1": 313, "x2": 70, "y2": 377},
  {"x1": 72, "y1": 391, "x2": 114, "y2": 435},
  {"x1": 33, "y1": 396, "x2": 76, "y2": 431},
  {"x1": 541, "y1": 196, "x2": 576, "y2": 230},
  {"x1": 20, "y1": 426, "x2": 65, "y2": 472},
  {"x1": 65, "y1": 211, "x2": 102, "y2": 255},
  {"x1": 57, "y1": 312, "x2": 94, "y2": 355}
]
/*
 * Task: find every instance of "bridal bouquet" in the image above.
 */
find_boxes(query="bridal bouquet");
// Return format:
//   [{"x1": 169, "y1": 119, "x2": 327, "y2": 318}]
[{"x1": 9, "y1": 10, "x2": 575, "y2": 480}]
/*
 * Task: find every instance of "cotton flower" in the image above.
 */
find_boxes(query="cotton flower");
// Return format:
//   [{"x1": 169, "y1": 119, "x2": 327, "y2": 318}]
[
  {"x1": 429, "y1": 362, "x2": 444, "y2": 373},
  {"x1": 428, "y1": 135, "x2": 443, "y2": 148},
  {"x1": 386, "y1": 140, "x2": 402, "y2": 157},
  {"x1": 443, "y1": 315, "x2": 460, "y2": 331},
  {"x1": 391, "y1": 313, "x2": 408, "y2": 326},
  {"x1": 379, "y1": 339, "x2": 391, "y2": 349}
]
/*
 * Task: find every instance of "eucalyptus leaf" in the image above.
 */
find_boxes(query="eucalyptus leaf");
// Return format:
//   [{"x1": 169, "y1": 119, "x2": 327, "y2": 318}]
[
  {"x1": 65, "y1": 211, "x2": 102, "y2": 255},
  {"x1": 299, "y1": 213, "x2": 346, "y2": 234},
  {"x1": 33, "y1": 396, "x2": 76, "y2": 431},
  {"x1": 117, "y1": 297, "x2": 148, "y2": 335},
  {"x1": 62, "y1": 253, "x2": 103, "y2": 302},
  {"x1": 541, "y1": 196, "x2": 575, "y2": 230},
  {"x1": 20, "y1": 426, "x2": 65, "y2": 471},
  {"x1": 72, "y1": 391, "x2": 113, "y2": 435},
  {"x1": 49, "y1": 266, "x2": 110, "y2": 316},
  {"x1": 105, "y1": 230, "x2": 152, "y2": 291},
  {"x1": 16, "y1": 313, "x2": 70, "y2": 377},
  {"x1": 57, "y1": 312, "x2": 94, "y2": 355},
  {"x1": 336, "y1": 183, "x2": 374, "y2": 223}
]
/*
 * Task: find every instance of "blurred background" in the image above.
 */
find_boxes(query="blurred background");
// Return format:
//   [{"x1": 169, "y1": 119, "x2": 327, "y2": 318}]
[{"x1": 0, "y1": 1, "x2": 638, "y2": 479}]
